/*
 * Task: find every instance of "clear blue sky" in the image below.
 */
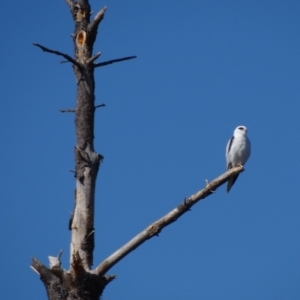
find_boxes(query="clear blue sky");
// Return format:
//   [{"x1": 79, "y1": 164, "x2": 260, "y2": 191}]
[{"x1": 1, "y1": 1, "x2": 300, "y2": 299}]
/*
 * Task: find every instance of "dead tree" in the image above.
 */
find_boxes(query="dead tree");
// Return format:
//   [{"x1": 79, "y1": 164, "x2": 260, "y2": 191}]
[{"x1": 31, "y1": 1, "x2": 245, "y2": 299}]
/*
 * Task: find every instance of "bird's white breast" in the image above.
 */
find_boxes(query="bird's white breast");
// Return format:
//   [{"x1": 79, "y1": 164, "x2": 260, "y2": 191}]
[{"x1": 228, "y1": 135, "x2": 251, "y2": 167}]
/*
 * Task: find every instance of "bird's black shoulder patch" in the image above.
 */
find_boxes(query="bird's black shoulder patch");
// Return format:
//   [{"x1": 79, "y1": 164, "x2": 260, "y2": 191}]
[{"x1": 227, "y1": 136, "x2": 234, "y2": 154}]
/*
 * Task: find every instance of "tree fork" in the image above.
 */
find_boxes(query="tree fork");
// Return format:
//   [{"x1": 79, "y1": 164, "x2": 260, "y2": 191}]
[{"x1": 31, "y1": 1, "x2": 246, "y2": 299}]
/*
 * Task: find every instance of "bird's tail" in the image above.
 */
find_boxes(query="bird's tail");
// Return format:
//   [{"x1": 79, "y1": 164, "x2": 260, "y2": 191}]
[{"x1": 227, "y1": 174, "x2": 239, "y2": 193}]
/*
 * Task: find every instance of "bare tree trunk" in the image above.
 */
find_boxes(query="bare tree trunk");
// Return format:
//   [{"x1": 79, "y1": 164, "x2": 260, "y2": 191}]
[
  {"x1": 31, "y1": 1, "x2": 131, "y2": 299},
  {"x1": 30, "y1": 1, "x2": 245, "y2": 299}
]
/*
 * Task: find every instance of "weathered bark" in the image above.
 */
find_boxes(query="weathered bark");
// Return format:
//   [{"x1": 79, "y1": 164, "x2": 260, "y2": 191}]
[
  {"x1": 66, "y1": 0, "x2": 103, "y2": 274},
  {"x1": 32, "y1": 1, "x2": 118, "y2": 299},
  {"x1": 31, "y1": 256, "x2": 115, "y2": 300}
]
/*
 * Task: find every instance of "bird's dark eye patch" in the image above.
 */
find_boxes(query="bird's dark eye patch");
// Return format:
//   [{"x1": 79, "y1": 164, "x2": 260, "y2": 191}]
[{"x1": 238, "y1": 127, "x2": 244, "y2": 130}]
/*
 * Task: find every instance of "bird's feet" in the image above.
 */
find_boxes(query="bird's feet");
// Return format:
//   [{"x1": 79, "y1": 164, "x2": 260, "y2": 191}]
[{"x1": 205, "y1": 179, "x2": 216, "y2": 193}]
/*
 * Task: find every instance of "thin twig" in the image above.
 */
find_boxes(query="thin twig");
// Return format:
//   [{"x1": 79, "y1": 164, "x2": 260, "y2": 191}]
[
  {"x1": 93, "y1": 165, "x2": 244, "y2": 276},
  {"x1": 65, "y1": 0, "x2": 74, "y2": 10},
  {"x1": 86, "y1": 52, "x2": 102, "y2": 65},
  {"x1": 60, "y1": 109, "x2": 76, "y2": 113},
  {"x1": 33, "y1": 43, "x2": 82, "y2": 69},
  {"x1": 57, "y1": 249, "x2": 63, "y2": 260},
  {"x1": 94, "y1": 56, "x2": 137, "y2": 68},
  {"x1": 95, "y1": 104, "x2": 106, "y2": 109}
]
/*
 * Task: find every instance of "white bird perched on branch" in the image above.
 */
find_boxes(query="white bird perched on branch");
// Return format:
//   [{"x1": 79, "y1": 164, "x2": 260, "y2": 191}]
[{"x1": 226, "y1": 126, "x2": 251, "y2": 192}]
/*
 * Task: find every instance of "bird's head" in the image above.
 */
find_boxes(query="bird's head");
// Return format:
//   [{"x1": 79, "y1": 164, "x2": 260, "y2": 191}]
[{"x1": 234, "y1": 125, "x2": 248, "y2": 136}]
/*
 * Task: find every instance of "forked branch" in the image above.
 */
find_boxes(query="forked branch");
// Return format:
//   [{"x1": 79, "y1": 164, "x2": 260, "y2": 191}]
[
  {"x1": 94, "y1": 56, "x2": 137, "y2": 68},
  {"x1": 94, "y1": 165, "x2": 244, "y2": 276},
  {"x1": 33, "y1": 43, "x2": 82, "y2": 69}
]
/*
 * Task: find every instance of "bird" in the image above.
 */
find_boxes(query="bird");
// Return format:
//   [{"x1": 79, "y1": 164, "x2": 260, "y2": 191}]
[{"x1": 226, "y1": 126, "x2": 251, "y2": 192}]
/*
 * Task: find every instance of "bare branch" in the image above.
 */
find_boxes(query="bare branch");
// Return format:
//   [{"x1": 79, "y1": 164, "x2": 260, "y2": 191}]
[
  {"x1": 95, "y1": 103, "x2": 106, "y2": 109},
  {"x1": 31, "y1": 257, "x2": 57, "y2": 281},
  {"x1": 33, "y1": 43, "x2": 82, "y2": 69},
  {"x1": 93, "y1": 166, "x2": 245, "y2": 276},
  {"x1": 60, "y1": 108, "x2": 76, "y2": 113},
  {"x1": 94, "y1": 56, "x2": 137, "y2": 68},
  {"x1": 89, "y1": 6, "x2": 107, "y2": 32},
  {"x1": 86, "y1": 52, "x2": 102, "y2": 65}
]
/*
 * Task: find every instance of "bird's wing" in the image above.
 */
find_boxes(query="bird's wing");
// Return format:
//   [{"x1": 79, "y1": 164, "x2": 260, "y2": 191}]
[
  {"x1": 226, "y1": 136, "x2": 235, "y2": 169},
  {"x1": 226, "y1": 135, "x2": 239, "y2": 192}
]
